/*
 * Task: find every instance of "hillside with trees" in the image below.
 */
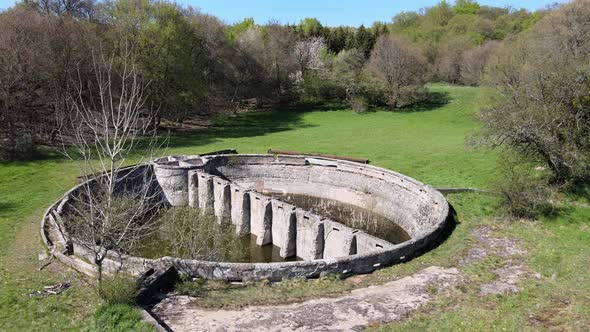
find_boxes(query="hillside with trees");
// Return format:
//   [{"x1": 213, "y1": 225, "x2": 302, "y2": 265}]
[
  {"x1": 1, "y1": 0, "x2": 546, "y2": 159},
  {"x1": 0, "y1": 0, "x2": 588, "y2": 215}
]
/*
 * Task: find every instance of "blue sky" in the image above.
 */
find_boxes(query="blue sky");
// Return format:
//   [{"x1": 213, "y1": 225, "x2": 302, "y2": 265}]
[{"x1": 0, "y1": 0, "x2": 568, "y2": 26}]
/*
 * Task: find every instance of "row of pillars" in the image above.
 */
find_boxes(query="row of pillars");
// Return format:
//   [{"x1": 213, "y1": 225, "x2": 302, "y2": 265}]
[{"x1": 187, "y1": 170, "x2": 363, "y2": 261}]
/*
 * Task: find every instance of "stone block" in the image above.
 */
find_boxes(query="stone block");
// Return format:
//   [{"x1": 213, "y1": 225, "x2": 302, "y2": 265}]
[
  {"x1": 295, "y1": 211, "x2": 324, "y2": 260},
  {"x1": 230, "y1": 184, "x2": 250, "y2": 235},
  {"x1": 249, "y1": 192, "x2": 272, "y2": 245},
  {"x1": 271, "y1": 200, "x2": 297, "y2": 258}
]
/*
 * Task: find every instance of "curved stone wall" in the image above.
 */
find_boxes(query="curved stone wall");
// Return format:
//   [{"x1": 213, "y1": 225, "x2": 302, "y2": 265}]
[{"x1": 41, "y1": 153, "x2": 451, "y2": 281}]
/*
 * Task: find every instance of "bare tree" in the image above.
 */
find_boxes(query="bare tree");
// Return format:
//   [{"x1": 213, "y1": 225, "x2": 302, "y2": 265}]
[
  {"x1": 59, "y1": 47, "x2": 164, "y2": 282},
  {"x1": 368, "y1": 35, "x2": 426, "y2": 108},
  {"x1": 23, "y1": 0, "x2": 98, "y2": 19},
  {"x1": 0, "y1": 8, "x2": 98, "y2": 160},
  {"x1": 0, "y1": 9, "x2": 50, "y2": 160},
  {"x1": 261, "y1": 23, "x2": 298, "y2": 101},
  {"x1": 435, "y1": 35, "x2": 474, "y2": 84},
  {"x1": 460, "y1": 41, "x2": 499, "y2": 86}
]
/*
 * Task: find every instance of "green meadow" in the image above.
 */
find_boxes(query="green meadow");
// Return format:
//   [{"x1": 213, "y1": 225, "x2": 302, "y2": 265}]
[{"x1": 1, "y1": 84, "x2": 587, "y2": 331}]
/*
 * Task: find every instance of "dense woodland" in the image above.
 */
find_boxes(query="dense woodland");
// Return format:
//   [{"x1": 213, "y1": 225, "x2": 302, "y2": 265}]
[
  {"x1": 0, "y1": 0, "x2": 544, "y2": 157},
  {"x1": 0, "y1": 0, "x2": 588, "y2": 213}
]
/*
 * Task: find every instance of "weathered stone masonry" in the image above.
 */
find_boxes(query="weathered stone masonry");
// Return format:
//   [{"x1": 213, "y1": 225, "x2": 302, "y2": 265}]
[{"x1": 41, "y1": 153, "x2": 452, "y2": 281}]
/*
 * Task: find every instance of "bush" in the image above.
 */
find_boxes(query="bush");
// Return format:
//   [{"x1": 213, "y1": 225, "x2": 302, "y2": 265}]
[
  {"x1": 156, "y1": 206, "x2": 244, "y2": 261},
  {"x1": 367, "y1": 35, "x2": 427, "y2": 108},
  {"x1": 350, "y1": 96, "x2": 369, "y2": 113},
  {"x1": 481, "y1": 0, "x2": 590, "y2": 183},
  {"x1": 174, "y1": 275, "x2": 207, "y2": 297},
  {"x1": 495, "y1": 161, "x2": 555, "y2": 219},
  {"x1": 82, "y1": 303, "x2": 153, "y2": 332},
  {"x1": 97, "y1": 273, "x2": 140, "y2": 305}
]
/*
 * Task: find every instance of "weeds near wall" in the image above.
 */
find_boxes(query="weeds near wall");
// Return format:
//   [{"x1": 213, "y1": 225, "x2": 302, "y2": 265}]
[{"x1": 138, "y1": 206, "x2": 245, "y2": 262}]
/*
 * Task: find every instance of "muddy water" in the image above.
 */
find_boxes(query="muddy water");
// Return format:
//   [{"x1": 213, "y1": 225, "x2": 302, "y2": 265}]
[
  {"x1": 131, "y1": 193, "x2": 409, "y2": 262},
  {"x1": 133, "y1": 232, "x2": 301, "y2": 263},
  {"x1": 267, "y1": 192, "x2": 411, "y2": 244}
]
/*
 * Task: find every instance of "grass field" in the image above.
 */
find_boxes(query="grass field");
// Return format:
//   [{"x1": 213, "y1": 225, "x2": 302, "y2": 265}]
[{"x1": 0, "y1": 84, "x2": 588, "y2": 331}]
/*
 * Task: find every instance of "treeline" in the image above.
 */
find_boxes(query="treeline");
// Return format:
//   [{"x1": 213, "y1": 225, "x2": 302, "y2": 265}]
[
  {"x1": 0, "y1": 0, "x2": 559, "y2": 160},
  {"x1": 479, "y1": 0, "x2": 590, "y2": 217}
]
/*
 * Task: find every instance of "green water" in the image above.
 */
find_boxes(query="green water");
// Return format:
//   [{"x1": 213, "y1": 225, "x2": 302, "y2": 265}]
[
  {"x1": 132, "y1": 230, "x2": 301, "y2": 263},
  {"x1": 130, "y1": 192, "x2": 409, "y2": 262},
  {"x1": 267, "y1": 192, "x2": 411, "y2": 244}
]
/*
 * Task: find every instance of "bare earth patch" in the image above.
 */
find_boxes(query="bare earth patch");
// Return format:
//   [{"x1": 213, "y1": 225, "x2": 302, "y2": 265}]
[
  {"x1": 463, "y1": 225, "x2": 535, "y2": 296},
  {"x1": 151, "y1": 266, "x2": 462, "y2": 332},
  {"x1": 480, "y1": 264, "x2": 527, "y2": 295}
]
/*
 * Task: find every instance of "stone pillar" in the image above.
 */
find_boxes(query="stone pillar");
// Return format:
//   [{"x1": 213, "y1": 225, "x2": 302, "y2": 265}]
[
  {"x1": 213, "y1": 177, "x2": 231, "y2": 224},
  {"x1": 197, "y1": 172, "x2": 214, "y2": 214},
  {"x1": 188, "y1": 170, "x2": 199, "y2": 208},
  {"x1": 230, "y1": 184, "x2": 250, "y2": 235},
  {"x1": 249, "y1": 192, "x2": 272, "y2": 245},
  {"x1": 271, "y1": 200, "x2": 297, "y2": 258},
  {"x1": 153, "y1": 165, "x2": 189, "y2": 206},
  {"x1": 322, "y1": 219, "x2": 357, "y2": 259},
  {"x1": 295, "y1": 211, "x2": 324, "y2": 260},
  {"x1": 354, "y1": 232, "x2": 393, "y2": 254}
]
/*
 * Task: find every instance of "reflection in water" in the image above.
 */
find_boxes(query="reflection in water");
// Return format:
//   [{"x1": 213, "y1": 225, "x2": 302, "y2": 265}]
[
  {"x1": 240, "y1": 234, "x2": 301, "y2": 263},
  {"x1": 267, "y1": 192, "x2": 411, "y2": 244},
  {"x1": 130, "y1": 192, "x2": 409, "y2": 262},
  {"x1": 132, "y1": 221, "x2": 301, "y2": 263}
]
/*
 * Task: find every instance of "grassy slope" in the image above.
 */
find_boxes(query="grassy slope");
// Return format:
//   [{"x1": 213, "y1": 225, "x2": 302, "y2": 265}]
[{"x1": 0, "y1": 84, "x2": 587, "y2": 330}]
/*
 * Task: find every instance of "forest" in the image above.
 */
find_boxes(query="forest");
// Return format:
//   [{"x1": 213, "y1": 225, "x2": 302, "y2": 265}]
[
  {"x1": 1, "y1": 0, "x2": 589, "y2": 215},
  {"x1": 0, "y1": 0, "x2": 548, "y2": 154}
]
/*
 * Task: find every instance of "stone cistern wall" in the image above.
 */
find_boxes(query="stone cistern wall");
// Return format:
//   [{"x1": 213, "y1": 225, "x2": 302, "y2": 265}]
[{"x1": 41, "y1": 152, "x2": 452, "y2": 281}]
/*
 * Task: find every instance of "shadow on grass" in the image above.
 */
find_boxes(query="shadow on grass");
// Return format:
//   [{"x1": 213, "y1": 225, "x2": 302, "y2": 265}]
[
  {"x1": 2, "y1": 101, "x2": 344, "y2": 163},
  {"x1": 568, "y1": 183, "x2": 590, "y2": 203},
  {"x1": 358, "y1": 90, "x2": 451, "y2": 114},
  {"x1": 0, "y1": 146, "x2": 65, "y2": 165},
  {"x1": 395, "y1": 90, "x2": 452, "y2": 113},
  {"x1": 163, "y1": 106, "x2": 320, "y2": 151},
  {"x1": 0, "y1": 201, "x2": 17, "y2": 214}
]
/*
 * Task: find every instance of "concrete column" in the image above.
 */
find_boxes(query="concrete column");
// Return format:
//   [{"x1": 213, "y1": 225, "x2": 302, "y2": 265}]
[
  {"x1": 271, "y1": 200, "x2": 297, "y2": 258},
  {"x1": 197, "y1": 172, "x2": 214, "y2": 214},
  {"x1": 153, "y1": 165, "x2": 189, "y2": 206},
  {"x1": 354, "y1": 232, "x2": 393, "y2": 254},
  {"x1": 230, "y1": 184, "x2": 250, "y2": 235},
  {"x1": 322, "y1": 219, "x2": 357, "y2": 259},
  {"x1": 249, "y1": 192, "x2": 272, "y2": 245},
  {"x1": 295, "y1": 211, "x2": 324, "y2": 260},
  {"x1": 213, "y1": 177, "x2": 231, "y2": 224},
  {"x1": 188, "y1": 170, "x2": 199, "y2": 208}
]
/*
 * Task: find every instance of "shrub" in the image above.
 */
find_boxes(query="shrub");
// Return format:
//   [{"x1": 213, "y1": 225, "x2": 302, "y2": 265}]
[
  {"x1": 156, "y1": 206, "x2": 244, "y2": 261},
  {"x1": 495, "y1": 161, "x2": 555, "y2": 219},
  {"x1": 97, "y1": 273, "x2": 140, "y2": 305},
  {"x1": 481, "y1": 0, "x2": 590, "y2": 183},
  {"x1": 367, "y1": 35, "x2": 427, "y2": 108},
  {"x1": 82, "y1": 303, "x2": 153, "y2": 332},
  {"x1": 350, "y1": 96, "x2": 369, "y2": 113},
  {"x1": 174, "y1": 276, "x2": 207, "y2": 297}
]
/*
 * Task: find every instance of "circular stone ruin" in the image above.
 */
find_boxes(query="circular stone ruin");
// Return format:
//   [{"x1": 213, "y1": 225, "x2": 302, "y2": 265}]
[{"x1": 41, "y1": 152, "x2": 451, "y2": 281}]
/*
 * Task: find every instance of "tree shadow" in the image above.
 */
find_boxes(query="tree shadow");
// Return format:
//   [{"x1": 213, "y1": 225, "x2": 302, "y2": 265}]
[
  {"x1": 0, "y1": 201, "x2": 17, "y2": 214},
  {"x1": 0, "y1": 147, "x2": 65, "y2": 165},
  {"x1": 394, "y1": 90, "x2": 452, "y2": 113},
  {"x1": 567, "y1": 183, "x2": 590, "y2": 204},
  {"x1": 163, "y1": 107, "x2": 318, "y2": 150}
]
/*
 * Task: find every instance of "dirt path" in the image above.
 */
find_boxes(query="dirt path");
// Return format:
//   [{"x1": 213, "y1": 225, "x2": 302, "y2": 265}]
[{"x1": 151, "y1": 266, "x2": 461, "y2": 332}]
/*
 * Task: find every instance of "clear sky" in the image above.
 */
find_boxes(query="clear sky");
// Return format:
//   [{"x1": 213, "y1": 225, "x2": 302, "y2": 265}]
[{"x1": 0, "y1": 0, "x2": 568, "y2": 26}]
